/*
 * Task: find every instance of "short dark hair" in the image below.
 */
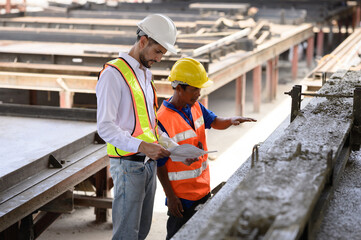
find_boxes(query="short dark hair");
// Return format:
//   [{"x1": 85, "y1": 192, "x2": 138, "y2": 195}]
[
  {"x1": 172, "y1": 84, "x2": 188, "y2": 90},
  {"x1": 136, "y1": 28, "x2": 158, "y2": 46}
]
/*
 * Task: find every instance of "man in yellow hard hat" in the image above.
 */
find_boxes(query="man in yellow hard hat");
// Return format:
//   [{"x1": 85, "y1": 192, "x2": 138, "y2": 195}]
[
  {"x1": 96, "y1": 14, "x2": 178, "y2": 240},
  {"x1": 156, "y1": 58, "x2": 257, "y2": 239}
]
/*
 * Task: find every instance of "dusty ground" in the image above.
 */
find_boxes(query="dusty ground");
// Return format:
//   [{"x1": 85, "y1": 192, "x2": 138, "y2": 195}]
[{"x1": 38, "y1": 59, "x2": 309, "y2": 240}]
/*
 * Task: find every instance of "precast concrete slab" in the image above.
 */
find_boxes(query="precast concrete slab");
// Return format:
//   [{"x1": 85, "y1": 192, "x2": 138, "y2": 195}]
[
  {"x1": 0, "y1": 107, "x2": 108, "y2": 232},
  {"x1": 0, "y1": 115, "x2": 96, "y2": 178}
]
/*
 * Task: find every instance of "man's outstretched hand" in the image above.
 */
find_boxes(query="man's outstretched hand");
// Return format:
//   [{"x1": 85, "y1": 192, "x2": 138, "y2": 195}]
[{"x1": 230, "y1": 116, "x2": 257, "y2": 126}]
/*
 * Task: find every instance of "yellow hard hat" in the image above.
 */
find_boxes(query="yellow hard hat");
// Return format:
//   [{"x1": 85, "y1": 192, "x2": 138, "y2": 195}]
[{"x1": 168, "y1": 58, "x2": 213, "y2": 88}]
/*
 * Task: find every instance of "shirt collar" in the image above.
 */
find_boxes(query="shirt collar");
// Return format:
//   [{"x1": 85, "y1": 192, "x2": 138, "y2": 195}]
[
  {"x1": 163, "y1": 98, "x2": 191, "y2": 112},
  {"x1": 119, "y1": 52, "x2": 151, "y2": 80},
  {"x1": 119, "y1": 52, "x2": 150, "y2": 70}
]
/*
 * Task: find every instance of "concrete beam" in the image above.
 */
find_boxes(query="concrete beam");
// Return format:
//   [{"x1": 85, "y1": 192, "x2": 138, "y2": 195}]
[{"x1": 174, "y1": 69, "x2": 358, "y2": 239}]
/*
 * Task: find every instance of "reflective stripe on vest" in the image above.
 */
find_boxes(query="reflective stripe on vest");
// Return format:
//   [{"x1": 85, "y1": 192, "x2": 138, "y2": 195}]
[
  {"x1": 168, "y1": 160, "x2": 208, "y2": 181},
  {"x1": 171, "y1": 129, "x2": 197, "y2": 143},
  {"x1": 99, "y1": 58, "x2": 158, "y2": 157},
  {"x1": 194, "y1": 116, "x2": 204, "y2": 130}
]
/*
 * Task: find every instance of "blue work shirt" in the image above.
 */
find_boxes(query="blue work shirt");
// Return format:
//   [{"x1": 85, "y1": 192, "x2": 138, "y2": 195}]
[{"x1": 157, "y1": 99, "x2": 217, "y2": 209}]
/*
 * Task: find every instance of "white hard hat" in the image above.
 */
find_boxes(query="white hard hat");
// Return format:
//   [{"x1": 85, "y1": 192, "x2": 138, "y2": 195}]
[{"x1": 137, "y1": 14, "x2": 177, "y2": 54}]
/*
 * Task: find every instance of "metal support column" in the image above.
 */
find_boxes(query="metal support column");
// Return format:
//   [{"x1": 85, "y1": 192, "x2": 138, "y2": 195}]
[
  {"x1": 95, "y1": 166, "x2": 111, "y2": 222},
  {"x1": 307, "y1": 37, "x2": 314, "y2": 68},
  {"x1": 0, "y1": 215, "x2": 34, "y2": 240},
  {"x1": 59, "y1": 91, "x2": 74, "y2": 108},
  {"x1": 5, "y1": 0, "x2": 11, "y2": 13},
  {"x1": 235, "y1": 74, "x2": 246, "y2": 116},
  {"x1": 33, "y1": 212, "x2": 62, "y2": 238},
  {"x1": 328, "y1": 25, "x2": 333, "y2": 50},
  {"x1": 273, "y1": 56, "x2": 279, "y2": 100},
  {"x1": 317, "y1": 28, "x2": 324, "y2": 57},
  {"x1": 358, "y1": 5, "x2": 361, "y2": 28},
  {"x1": 292, "y1": 44, "x2": 299, "y2": 81},
  {"x1": 29, "y1": 90, "x2": 37, "y2": 105},
  {"x1": 266, "y1": 59, "x2": 273, "y2": 102},
  {"x1": 253, "y1": 65, "x2": 262, "y2": 113},
  {"x1": 352, "y1": 5, "x2": 360, "y2": 29}
]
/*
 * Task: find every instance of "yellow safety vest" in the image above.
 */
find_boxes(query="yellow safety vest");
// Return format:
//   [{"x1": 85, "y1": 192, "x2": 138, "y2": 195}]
[{"x1": 99, "y1": 58, "x2": 158, "y2": 157}]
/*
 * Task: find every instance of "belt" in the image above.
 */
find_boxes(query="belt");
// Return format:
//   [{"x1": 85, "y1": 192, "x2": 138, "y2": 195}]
[{"x1": 113, "y1": 154, "x2": 147, "y2": 162}]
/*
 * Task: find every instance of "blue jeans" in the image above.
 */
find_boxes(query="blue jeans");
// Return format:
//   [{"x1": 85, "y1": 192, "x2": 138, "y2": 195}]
[{"x1": 109, "y1": 158, "x2": 157, "y2": 240}]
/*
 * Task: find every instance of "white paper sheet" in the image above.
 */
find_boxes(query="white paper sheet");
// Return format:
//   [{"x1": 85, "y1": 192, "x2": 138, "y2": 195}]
[{"x1": 168, "y1": 144, "x2": 217, "y2": 163}]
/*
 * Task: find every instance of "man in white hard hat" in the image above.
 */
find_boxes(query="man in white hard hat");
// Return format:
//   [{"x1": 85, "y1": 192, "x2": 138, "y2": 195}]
[{"x1": 96, "y1": 14, "x2": 178, "y2": 240}]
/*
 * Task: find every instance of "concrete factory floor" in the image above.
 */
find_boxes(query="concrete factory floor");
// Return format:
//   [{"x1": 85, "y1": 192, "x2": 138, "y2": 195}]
[{"x1": 38, "y1": 59, "x2": 311, "y2": 240}]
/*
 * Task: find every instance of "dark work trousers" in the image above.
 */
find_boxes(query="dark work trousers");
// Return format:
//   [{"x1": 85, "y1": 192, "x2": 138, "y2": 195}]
[{"x1": 166, "y1": 193, "x2": 211, "y2": 240}]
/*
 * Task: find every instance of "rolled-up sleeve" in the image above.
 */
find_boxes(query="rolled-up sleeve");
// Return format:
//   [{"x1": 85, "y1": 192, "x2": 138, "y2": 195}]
[{"x1": 96, "y1": 67, "x2": 142, "y2": 153}]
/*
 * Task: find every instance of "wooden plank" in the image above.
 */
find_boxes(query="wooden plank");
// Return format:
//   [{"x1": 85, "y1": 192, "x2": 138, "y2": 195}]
[
  {"x1": 203, "y1": 24, "x2": 314, "y2": 96},
  {"x1": 301, "y1": 28, "x2": 361, "y2": 90},
  {"x1": 33, "y1": 212, "x2": 62, "y2": 239},
  {"x1": 0, "y1": 71, "x2": 174, "y2": 98},
  {"x1": 248, "y1": 21, "x2": 267, "y2": 40},
  {"x1": 0, "y1": 62, "x2": 170, "y2": 80},
  {"x1": 74, "y1": 194, "x2": 112, "y2": 209},
  {"x1": 192, "y1": 28, "x2": 250, "y2": 57},
  {"x1": 255, "y1": 31, "x2": 270, "y2": 45}
]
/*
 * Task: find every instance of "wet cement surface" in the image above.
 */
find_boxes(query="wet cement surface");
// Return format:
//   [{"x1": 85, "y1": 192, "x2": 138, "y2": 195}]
[{"x1": 315, "y1": 150, "x2": 361, "y2": 240}]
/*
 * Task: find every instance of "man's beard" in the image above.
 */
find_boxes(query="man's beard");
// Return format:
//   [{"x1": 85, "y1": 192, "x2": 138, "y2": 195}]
[{"x1": 139, "y1": 51, "x2": 155, "y2": 68}]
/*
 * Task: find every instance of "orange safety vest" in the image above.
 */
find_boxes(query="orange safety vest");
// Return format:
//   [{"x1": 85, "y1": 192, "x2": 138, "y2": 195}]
[
  {"x1": 98, "y1": 57, "x2": 159, "y2": 157},
  {"x1": 157, "y1": 101, "x2": 210, "y2": 201}
]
